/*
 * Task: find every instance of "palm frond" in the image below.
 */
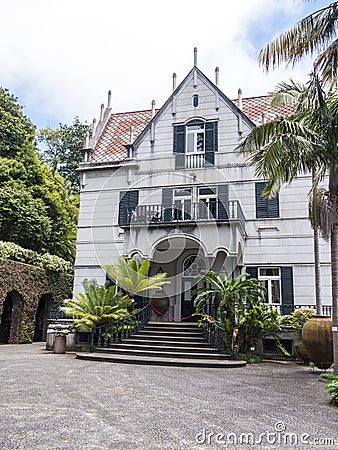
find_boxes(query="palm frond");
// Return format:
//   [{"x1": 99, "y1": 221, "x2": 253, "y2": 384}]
[{"x1": 259, "y1": 3, "x2": 338, "y2": 86}]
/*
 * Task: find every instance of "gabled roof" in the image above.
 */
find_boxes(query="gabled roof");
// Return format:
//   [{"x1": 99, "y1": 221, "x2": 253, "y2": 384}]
[{"x1": 90, "y1": 71, "x2": 295, "y2": 164}]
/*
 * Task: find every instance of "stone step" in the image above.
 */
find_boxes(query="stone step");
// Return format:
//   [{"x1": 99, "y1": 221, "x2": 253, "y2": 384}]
[
  {"x1": 109, "y1": 342, "x2": 221, "y2": 353},
  {"x1": 96, "y1": 347, "x2": 228, "y2": 360},
  {"x1": 137, "y1": 329, "x2": 203, "y2": 337},
  {"x1": 123, "y1": 338, "x2": 214, "y2": 348},
  {"x1": 76, "y1": 352, "x2": 246, "y2": 368},
  {"x1": 144, "y1": 325, "x2": 201, "y2": 333},
  {"x1": 130, "y1": 334, "x2": 206, "y2": 342},
  {"x1": 147, "y1": 321, "x2": 199, "y2": 328}
]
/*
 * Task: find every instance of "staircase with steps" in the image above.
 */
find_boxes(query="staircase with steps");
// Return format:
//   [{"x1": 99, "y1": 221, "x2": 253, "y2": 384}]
[{"x1": 76, "y1": 322, "x2": 246, "y2": 368}]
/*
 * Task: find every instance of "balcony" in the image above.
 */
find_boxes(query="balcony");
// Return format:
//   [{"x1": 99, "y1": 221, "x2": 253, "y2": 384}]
[
  {"x1": 119, "y1": 200, "x2": 246, "y2": 231},
  {"x1": 185, "y1": 153, "x2": 205, "y2": 169}
]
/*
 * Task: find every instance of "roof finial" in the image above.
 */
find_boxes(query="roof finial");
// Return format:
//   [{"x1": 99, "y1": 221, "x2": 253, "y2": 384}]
[
  {"x1": 172, "y1": 73, "x2": 177, "y2": 91},
  {"x1": 215, "y1": 67, "x2": 219, "y2": 86},
  {"x1": 107, "y1": 90, "x2": 112, "y2": 109},
  {"x1": 238, "y1": 88, "x2": 243, "y2": 110},
  {"x1": 99, "y1": 103, "x2": 104, "y2": 123},
  {"x1": 129, "y1": 126, "x2": 134, "y2": 144},
  {"x1": 194, "y1": 47, "x2": 198, "y2": 67},
  {"x1": 151, "y1": 99, "x2": 156, "y2": 118}
]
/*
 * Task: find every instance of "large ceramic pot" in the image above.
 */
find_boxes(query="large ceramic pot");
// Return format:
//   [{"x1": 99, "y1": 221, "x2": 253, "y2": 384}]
[
  {"x1": 150, "y1": 290, "x2": 170, "y2": 317},
  {"x1": 302, "y1": 315, "x2": 333, "y2": 370}
]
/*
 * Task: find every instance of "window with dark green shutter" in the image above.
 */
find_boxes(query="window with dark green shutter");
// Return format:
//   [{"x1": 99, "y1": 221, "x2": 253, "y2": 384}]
[
  {"x1": 173, "y1": 120, "x2": 218, "y2": 168},
  {"x1": 118, "y1": 190, "x2": 139, "y2": 225},
  {"x1": 255, "y1": 182, "x2": 279, "y2": 218}
]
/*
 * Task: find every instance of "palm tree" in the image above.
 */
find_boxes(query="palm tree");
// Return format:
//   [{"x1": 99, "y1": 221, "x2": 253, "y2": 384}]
[
  {"x1": 259, "y1": 2, "x2": 338, "y2": 87},
  {"x1": 104, "y1": 257, "x2": 169, "y2": 303},
  {"x1": 60, "y1": 279, "x2": 130, "y2": 330},
  {"x1": 236, "y1": 74, "x2": 338, "y2": 374}
]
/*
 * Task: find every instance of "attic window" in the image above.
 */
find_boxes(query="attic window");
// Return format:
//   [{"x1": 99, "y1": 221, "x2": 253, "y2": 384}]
[{"x1": 192, "y1": 95, "x2": 199, "y2": 108}]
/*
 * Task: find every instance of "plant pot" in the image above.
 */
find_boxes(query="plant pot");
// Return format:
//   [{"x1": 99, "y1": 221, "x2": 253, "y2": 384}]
[
  {"x1": 302, "y1": 315, "x2": 333, "y2": 370},
  {"x1": 150, "y1": 290, "x2": 169, "y2": 317},
  {"x1": 294, "y1": 343, "x2": 311, "y2": 364}
]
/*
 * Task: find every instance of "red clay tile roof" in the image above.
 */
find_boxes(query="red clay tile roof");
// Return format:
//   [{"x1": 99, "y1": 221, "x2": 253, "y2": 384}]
[
  {"x1": 234, "y1": 96, "x2": 296, "y2": 126},
  {"x1": 91, "y1": 96, "x2": 295, "y2": 164},
  {"x1": 91, "y1": 110, "x2": 154, "y2": 164}
]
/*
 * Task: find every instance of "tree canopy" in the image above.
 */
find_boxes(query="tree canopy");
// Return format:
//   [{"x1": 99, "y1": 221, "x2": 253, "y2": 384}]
[
  {"x1": 0, "y1": 87, "x2": 78, "y2": 261},
  {"x1": 38, "y1": 117, "x2": 91, "y2": 192}
]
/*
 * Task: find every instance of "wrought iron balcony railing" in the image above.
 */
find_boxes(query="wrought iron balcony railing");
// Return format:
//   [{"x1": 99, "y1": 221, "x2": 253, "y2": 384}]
[{"x1": 119, "y1": 200, "x2": 246, "y2": 231}]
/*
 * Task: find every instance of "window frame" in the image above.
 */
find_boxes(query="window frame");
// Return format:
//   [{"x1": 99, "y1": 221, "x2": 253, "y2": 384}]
[{"x1": 258, "y1": 267, "x2": 282, "y2": 305}]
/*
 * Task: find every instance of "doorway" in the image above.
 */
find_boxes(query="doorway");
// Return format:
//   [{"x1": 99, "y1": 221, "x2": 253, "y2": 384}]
[
  {"x1": 33, "y1": 295, "x2": 51, "y2": 342},
  {"x1": 0, "y1": 295, "x2": 13, "y2": 343},
  {"x1": 181, "y1": 254, "x2": 206, "y2": 322}
]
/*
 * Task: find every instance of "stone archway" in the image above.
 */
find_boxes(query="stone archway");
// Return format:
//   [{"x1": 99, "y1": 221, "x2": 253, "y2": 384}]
[
  {"x1": 33, "y1": 294, "x2": 51, "y2": 342},
  {"x1": 0, "y1": 291, "x2": 23, "y2": 344}
]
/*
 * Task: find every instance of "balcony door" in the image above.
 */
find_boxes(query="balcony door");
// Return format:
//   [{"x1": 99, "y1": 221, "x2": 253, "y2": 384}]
[
  {"x1": 173, "y1": 188, "x2": 192, "y2": 221},
  {"x1": 198, "y1": 187, "x2": 217, "y2": 220}
]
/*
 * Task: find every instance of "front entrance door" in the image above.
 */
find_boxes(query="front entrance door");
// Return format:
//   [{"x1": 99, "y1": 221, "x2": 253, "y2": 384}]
[
  {"x1": 181, "y1": 278, "x2": 197, "y2": 322},
  {"x1": 181, "y1": 254, "x2": 206, "y2": 322}
]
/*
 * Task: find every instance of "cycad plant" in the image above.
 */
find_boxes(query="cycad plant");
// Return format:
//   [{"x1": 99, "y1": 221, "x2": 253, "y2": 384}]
[
  {"x1": 104, "y1": 257, "x2": 169, "y2": 301},
  {"x1": 60, "y1": 279, "x2": 130, "y2": 330}
]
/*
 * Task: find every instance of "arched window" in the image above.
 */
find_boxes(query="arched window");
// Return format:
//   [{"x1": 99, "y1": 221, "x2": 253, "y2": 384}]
[{"x1": 183, "y1": 254, "x2": 206, "y2": 277}]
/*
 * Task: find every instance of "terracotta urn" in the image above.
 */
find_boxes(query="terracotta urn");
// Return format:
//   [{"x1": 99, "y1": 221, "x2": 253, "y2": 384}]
[
  {"x1": 150, "y1": 289, "x2": 170, "y2": 317},
  {"x1": 302, "y1": 315, "x2": 333, "y2": 370}
]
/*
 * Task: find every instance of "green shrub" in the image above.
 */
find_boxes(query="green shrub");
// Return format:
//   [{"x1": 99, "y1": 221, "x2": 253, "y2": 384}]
[
  {"x1": 320, "y1": 373, "x2": 338, "y2": 382},
  {"x1": 325, "y1": 380, "x2": 338, "y2": 405},
  {"x1": 236, "y1": 353, "x2": 261, "y2": 364},
  {"x1": 0, "y1": 240, "x2": 72, "y2": 273}
]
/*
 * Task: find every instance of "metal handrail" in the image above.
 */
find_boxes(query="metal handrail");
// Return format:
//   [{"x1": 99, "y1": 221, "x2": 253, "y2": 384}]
[
  {"x1": 201, "y1": 319, "x2": 236, "y2": 359},
  {"x1": 90, "y1": 303, "x2": 150, "y2": 352},
  {"x1": 119, "y1": 200, "x2": 246, "y2": 226}
]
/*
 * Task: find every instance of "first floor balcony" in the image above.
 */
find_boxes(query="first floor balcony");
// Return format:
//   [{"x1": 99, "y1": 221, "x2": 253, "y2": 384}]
[{"x1": 118, "y1": 200, "x2": 246, "y2": 232}]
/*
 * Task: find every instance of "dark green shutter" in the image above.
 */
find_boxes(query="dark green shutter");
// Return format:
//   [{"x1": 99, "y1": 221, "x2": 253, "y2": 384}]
[
  {"x1": 205, "y1": 121, "x2": 218, "y2": 166},
  {"x1": 205, "y1": 121, "x2": 218, "y2": 151},
  {"x1": 246, "y1": 267, "x2": 258, "y2": 279},
  {"x1": 175, "y1": 153, "x2": 186, "y2": 169},
  {"x1": 173, "y1": 124, "x2": 186, "y2": 169},
  {"x1": 162, "y1": 187, "x2": 173, "y2": 222},
  {"x1": 255, "y1": 182, "x2": 279, "y2": 218},
  {"x1": 281, "y1": 267, "x2": 294, "y2": 315},
  {"x1": 217, "y1": 184, "x2": 229, "y2": 220},
  {"x1": 173, "y1": 125, "x2": 185, "y2": 153},
  {"x1": 118, "y1": 190, "x2": 139, "y2": 225}
]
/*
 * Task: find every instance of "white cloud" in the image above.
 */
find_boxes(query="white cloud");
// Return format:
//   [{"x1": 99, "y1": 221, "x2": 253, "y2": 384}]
[{"x1": 0, "y1": 0, "x2": 326, "y2": 128}]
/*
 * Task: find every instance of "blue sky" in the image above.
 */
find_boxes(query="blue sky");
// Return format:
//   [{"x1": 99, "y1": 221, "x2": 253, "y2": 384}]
[{"x1": 0, "y1": 0, "x2": 331, "y2": 129}]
